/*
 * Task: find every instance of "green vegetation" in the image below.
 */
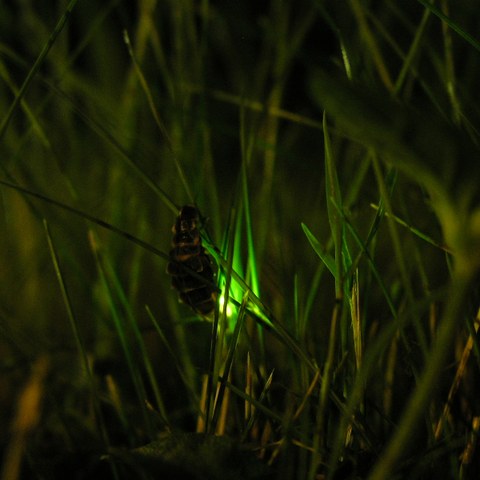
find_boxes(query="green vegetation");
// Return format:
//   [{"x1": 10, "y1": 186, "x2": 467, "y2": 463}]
[{"x1": 1, "y1": 1, "x2": 480, "y2": 479}]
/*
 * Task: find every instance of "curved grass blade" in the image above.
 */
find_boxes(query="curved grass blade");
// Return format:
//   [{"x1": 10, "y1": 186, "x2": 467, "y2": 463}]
[{"x1": 301, "y1": 223, "x2": 336, "y2": 277}]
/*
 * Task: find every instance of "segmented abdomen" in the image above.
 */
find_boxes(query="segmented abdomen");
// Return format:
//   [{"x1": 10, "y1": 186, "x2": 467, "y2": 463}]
[{"x1": 167, "y1": 205, "x2": 217, "y2": 315}]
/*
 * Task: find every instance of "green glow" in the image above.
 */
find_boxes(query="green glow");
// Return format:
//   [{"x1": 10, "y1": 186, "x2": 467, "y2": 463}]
[{"x1": 218, "y1": 291, "x2": 234, "y2": 318}]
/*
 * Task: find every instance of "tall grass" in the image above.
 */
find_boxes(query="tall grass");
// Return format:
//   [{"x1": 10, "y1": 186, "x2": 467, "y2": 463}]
[{"x1": 1, "y1": 1, "x2": 480, "y2": 479}]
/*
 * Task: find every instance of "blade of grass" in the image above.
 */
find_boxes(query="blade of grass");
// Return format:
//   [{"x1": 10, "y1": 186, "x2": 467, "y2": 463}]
[
  {"x1": 302, "y1": 258, "x2": 327, "y2": 324},
  {"x1": 44, "y1": 220, "x2": 90, "y2": 380},
  {"x1": 350, "y1": 0, "x2": 394, "y2": 91},
  {"x1": 7, "y1": 177, "x2": 221, "y2": 302},
  {"x1": 440, "y1": 0, "x2": 461, "y2": 124},
  {"x1": 0, "y1": 0, "x2": 80, "y2": 141},
  {"x1": 242, "y1": 369, "x2": 275, "y2": 442},
  {"x1": 22, "y1": 75, "x2": 177, "y2": 212},
  {"x1": 369, "y1": 203, "x2": 451, "y2": 253},
  {"x1": 310, "y1": 113, "x2": 345, "y2": 479},
  {"x1": 206, "y1": 227, "x2": 320, "y2": 373},
  {"x1": 145, "y1": 305, "x2": 199, "y2": 403},
  {"x1": 301, "y1": 224, "x2": 336, "y2": 277},
  {"x1": 341, "y1": 211, "x2": 398, "y2": 318},
  {"x1": 0, "y1": 179, "x2": 170, "y2": 260},
  {"x1": 224, "y1": 377, "x2": 283, "y2": 425},
  {"x1": 328, "y1": 318, "x2": 400, "y2": 477},
  {"x1": 393, "y1": 6, "x2": 432, "y2": 94},
  {"x1": 205, "y1": 206, "x2": 238, "y2": 434},
  {"x1": 186, "y1": 84, "x2": 324, "y2": 130},
  {"x1": 90, "y1": 230, "x2": 169, "y2": 426},
  {"x1": 351, "y1": 271, "x2": 362, "y2": 370},
  {"x1": 211, "y1": 292, "x2": 249, "y2": 431},
  {"x1": 89, "y1": 231, "x2": 156, "y2": 440},
  {"x1": 371, "y1": 153, "x2": 428, "y2": 355},
  {"x1": 123, "y1": 29, "x2": 195, "y2": 205},
  {"x1": 434, "y1": 312, "x2": 480, "y2": 440},
  {"x1": 0, "y1": 61, "x2": 50, "y2": 149},
  {"x1": 44, "y1": 220, "x2": 119, "y2": 478},
  {"x1": 367, "y1": 268, "x2": 476, "y2": 480},
  {"x1": 416, "y1": 0, "x2": 480, "y2": 53},
  {"x1": 239, "y1": 103, "x2": 266, "y2": 363},
  {"x1": 123, "y1": 30, "x2": 173, "y2": 152},
  {"x1": 324, "y1": 109, "x2": 346, "y2": 285}
]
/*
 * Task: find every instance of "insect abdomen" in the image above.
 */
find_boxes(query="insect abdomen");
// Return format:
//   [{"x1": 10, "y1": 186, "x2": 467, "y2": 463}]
[{"x1": 167, "y1": 205, "x2": 217, "y2": 315}]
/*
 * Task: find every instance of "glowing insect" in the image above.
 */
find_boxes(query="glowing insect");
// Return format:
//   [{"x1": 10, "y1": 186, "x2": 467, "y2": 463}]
[{"x1": 167, "y1": 205, "x2": 217, "y2": 315}]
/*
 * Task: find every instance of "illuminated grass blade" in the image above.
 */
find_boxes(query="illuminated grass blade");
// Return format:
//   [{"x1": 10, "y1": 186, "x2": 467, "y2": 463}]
[
  {"x1": 204, "y1": 207, "x2": 239, "y2": 434},
  {"x1": 210, "y1": 293, "x2": 248, "y2": 432},
  {"x1": 207, "y1": 228, "x2": 318, "y2": 372},
  {"x1": 239, "y1": 110, "x2": 260, "y2": 299}
]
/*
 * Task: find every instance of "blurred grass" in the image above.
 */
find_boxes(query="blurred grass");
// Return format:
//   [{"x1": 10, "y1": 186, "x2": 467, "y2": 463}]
[{"x1": 1, "y1": 1, "x2": 480, "y2": 479}]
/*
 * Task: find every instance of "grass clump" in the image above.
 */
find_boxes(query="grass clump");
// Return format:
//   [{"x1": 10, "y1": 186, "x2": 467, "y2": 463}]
[{"x1": 1, "y1": 1, "x2": 480, "y2": 479}]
